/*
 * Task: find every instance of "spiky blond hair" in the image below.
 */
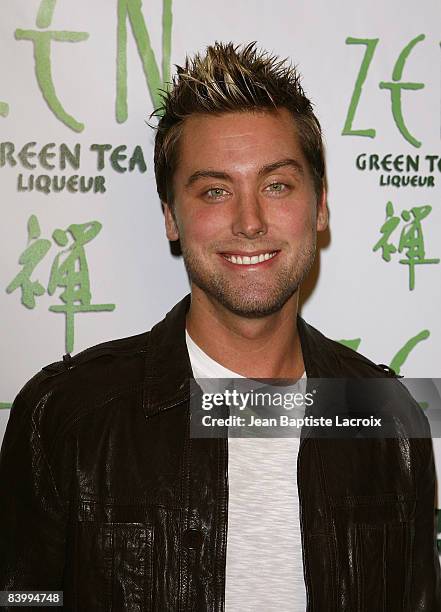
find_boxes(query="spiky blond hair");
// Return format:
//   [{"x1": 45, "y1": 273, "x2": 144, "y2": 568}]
[{"x1": 152, "y1": 41, "x2": 325, "y2": 205}]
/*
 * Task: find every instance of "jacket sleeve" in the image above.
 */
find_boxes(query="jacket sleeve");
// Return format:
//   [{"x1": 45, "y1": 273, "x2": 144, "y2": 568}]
[
  {"x1": 410, "y1": 434, "x2": 441, "y2": 610},
  {"x1": 0, "y1": 391, "x2": 67, "y2": 594}
]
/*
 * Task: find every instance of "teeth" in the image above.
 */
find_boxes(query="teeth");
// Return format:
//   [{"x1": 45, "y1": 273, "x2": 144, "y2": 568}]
[{"x1": 223, "y1": 252, "x2": 277, "y2": 265}]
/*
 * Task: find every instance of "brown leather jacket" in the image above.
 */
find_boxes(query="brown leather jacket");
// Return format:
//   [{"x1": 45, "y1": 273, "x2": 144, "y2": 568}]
[{"x1": 0, "y1": 295, "x2": 440, "y2": 611}]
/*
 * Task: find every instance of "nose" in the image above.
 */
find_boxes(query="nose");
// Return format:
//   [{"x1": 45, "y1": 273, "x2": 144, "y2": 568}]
[{"x1": 231, "y1": 192, "x2": 268, "y2": 239}]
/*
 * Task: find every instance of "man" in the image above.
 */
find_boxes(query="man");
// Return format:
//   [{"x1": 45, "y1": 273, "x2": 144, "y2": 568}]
[{"x1": 0, "y1": 42, "x2": 439, "y2": 611}]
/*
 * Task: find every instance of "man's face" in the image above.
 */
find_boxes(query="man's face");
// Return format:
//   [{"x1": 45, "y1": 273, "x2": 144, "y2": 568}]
[{"x1": 164, "y1": 108, "x2": 328, "y2": 317}]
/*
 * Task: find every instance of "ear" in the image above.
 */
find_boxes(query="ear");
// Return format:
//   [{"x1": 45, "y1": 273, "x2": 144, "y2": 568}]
[
  {"x1": 316, "y1": 187, "x2": 328, "y2": 232},
  {"x1": 163, "y1": 202, "x2": 180, "y2": 241}
]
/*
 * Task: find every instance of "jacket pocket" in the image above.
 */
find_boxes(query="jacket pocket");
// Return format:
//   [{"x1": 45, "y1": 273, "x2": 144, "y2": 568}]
[
  {"x1": 74, "y1": 521, "x2": 154, "y2": 612},
  {"x1": 343, "y1": 521, "x2": 413, "y2": 612}
]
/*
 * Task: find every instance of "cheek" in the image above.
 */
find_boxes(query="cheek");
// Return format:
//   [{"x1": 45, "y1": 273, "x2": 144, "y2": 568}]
[
  {"x1": 181, "y1": 206, "x2": 229, "y2": 243},
  {"x1": 274, "y1": 201, "x2": 316, "y2": 235}
]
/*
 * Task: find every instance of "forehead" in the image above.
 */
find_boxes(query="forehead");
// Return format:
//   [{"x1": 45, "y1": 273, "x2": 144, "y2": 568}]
[{"x1": 176, "y1": 108, "x2": 307, "y2": 175}]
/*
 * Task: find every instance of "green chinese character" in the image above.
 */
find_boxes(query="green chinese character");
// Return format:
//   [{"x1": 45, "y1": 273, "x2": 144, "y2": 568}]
[
  {"x1": 398, "y1": 205, "x2": 440, "y2": 290},
  {"x1": 6, "y1": 214, "x2": 51, "y2": 308},
  {"x1": 373, "y1": 202, "x2": 439, "y2": 290},
  {"x1": 15, "y1": 0, "x2": 89, "y2": 132},
  {"x1": 373, "y1": 201, "x2": 400, "y2": 262},
  {"x1": 48, "y1": 221, "x2": 115, "y2": 353}
]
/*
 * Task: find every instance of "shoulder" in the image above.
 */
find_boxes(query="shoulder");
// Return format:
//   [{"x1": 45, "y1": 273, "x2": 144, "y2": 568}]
[
  {"x1": 330, "y1": 337, "x2": 397, "y2": 378},
  {"x1": 40, "y1": 330, "x2": 150, "y2": 379},
  {"x1": 299, "y1": 317, "x2": 397, "y2": 378},
  {"x1": 10, "y1": 294, "x2": 191, "y2": 434},
  {"x1": 300, "y1": 318, "x2": 431, "y2": 439},
  {"x1": 13, "y1": 329, "x2": 152, "y2": 431}
]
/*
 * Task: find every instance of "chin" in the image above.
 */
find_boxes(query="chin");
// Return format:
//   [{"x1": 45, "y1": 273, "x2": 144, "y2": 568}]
[{"x1": 208, "y1": 286, "x2": 298, "y2": 318}]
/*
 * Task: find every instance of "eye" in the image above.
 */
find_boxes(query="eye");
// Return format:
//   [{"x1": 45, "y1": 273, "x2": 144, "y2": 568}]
[
  {"x1": 204, "y1": 187, "x2": 229, "y2": 200},
  {"x1": 266, "y1": 182, "x2": 289, "y2": 194}
]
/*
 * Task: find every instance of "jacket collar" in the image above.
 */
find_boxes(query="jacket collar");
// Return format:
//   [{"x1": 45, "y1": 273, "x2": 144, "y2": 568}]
[{"x1": 143, "y1": 293, "x2": 341, "y2": 417}]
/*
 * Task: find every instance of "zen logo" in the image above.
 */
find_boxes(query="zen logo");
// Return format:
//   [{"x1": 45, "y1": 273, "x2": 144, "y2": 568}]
[
  {"x1": 342, "y1": 35, "x2": 425, "y2": 148},
  {"x1": 0, "y1": 0, "x2": 173, "y2": 131}
]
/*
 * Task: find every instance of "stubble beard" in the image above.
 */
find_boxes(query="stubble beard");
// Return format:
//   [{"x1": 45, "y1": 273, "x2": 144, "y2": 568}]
[{"x1": 180, "y1": 236, "x2": 317, "y2": 318}]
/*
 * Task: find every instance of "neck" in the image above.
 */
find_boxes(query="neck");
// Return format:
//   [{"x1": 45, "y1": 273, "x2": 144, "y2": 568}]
[{"x1": 186, "y1": 286, "x2": 304, "y2": 379}]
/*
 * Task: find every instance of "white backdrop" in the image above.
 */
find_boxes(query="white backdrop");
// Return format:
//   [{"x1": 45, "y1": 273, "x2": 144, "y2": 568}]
[{"x1": 1, "y1": 0, "x2": 440, "y2": 513}]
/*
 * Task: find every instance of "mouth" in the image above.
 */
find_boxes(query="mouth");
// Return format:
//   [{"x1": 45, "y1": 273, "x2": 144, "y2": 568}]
[{"x1": 220, "y1": 250, "x2": 279, "y2": 266}]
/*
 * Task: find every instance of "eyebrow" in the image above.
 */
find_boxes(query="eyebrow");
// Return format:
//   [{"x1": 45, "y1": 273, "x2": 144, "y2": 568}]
[{"x1": 184, "y1": 158, "x2": 304, "y2": 188}]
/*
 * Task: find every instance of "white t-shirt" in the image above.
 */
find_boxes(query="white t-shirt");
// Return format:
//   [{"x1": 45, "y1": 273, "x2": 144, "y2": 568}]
[{"x1": 186, "y1": 330, "x2": 308, "y2": 611}]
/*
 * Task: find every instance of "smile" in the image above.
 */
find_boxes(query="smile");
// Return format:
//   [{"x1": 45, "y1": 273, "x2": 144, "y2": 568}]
[{"x1": 221, "y1": 251, "x2": 278, "y2": 265}]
